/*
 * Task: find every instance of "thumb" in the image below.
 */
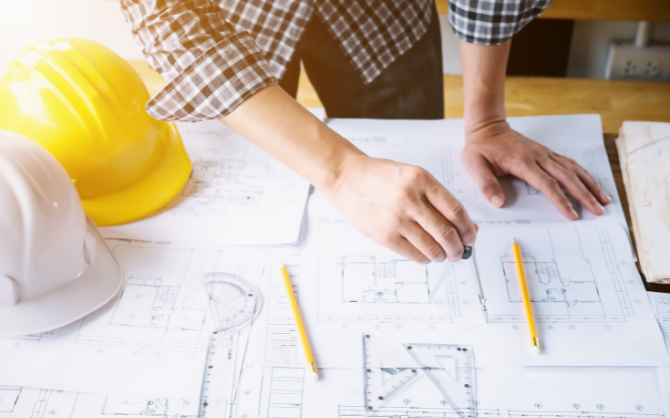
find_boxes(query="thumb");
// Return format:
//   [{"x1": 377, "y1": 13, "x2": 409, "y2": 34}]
[{"x1": 463, "y1": 154, "x2": 506, "y2": 208}]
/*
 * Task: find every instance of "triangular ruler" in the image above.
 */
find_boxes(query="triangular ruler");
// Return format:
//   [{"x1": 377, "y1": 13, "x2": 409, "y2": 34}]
[
  {"x1": 363, "y1": 334, "x2": 422, "y2": 409},
  {"x1": 403, "y1": 343, "x2": 476, "y2": 415}
]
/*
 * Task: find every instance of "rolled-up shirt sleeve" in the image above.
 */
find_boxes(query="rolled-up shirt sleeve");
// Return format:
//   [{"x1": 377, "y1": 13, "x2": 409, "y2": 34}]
[
  {"x1": 121, "y1": 0, "x2": 277, "y2": 122},
  {"x1": 448, "y1": 0, "x2": 553, "y2": 45}
]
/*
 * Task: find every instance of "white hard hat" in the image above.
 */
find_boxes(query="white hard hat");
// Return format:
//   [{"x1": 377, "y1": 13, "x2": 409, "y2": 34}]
[{"x1": 0, "y1": 130, "x2": 123, "y2": 335}]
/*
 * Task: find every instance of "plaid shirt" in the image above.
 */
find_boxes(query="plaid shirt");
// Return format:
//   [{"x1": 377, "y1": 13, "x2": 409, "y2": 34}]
[{"x1": 121, "y1": 0, "x2": 552, "y2": 122}]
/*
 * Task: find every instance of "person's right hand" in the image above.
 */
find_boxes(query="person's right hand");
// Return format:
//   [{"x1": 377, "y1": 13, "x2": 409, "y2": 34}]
[
  {"x1": 219, "y1": 84, "x2": 477, "y2": 263},
  {"x1": 322, "y1": 153, "x2": 479, "y2": 264}
]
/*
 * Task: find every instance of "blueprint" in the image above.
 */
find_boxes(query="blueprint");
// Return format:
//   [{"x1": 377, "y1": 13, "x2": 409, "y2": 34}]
[
  {"x1": 649, "y1": 292, "x2": 670, "y2": 355},
  {"x1": 327, "y1": 115, "x2": 627, "y2": 228},
  {"x1": 101, "y1": 120, "x2": 310, "y2": 246},
  {"x1": 246, "y1": 246, "x2": 305, "y2": 366},
  {"x1": 660, "y1": 367, "x2": 670, "y2": 417},
  {"x1": 2, "y1": 115, "x2": 668, "y2": 418},
  {"x1": 0, "y1": 326, "x2": 265, "y2": 418},
  {"x1": 0, "y1": 239, "x2": 266, "y2": 398},
  {"x1": 288, "y1": 192, "x2": 668, "y2": 369},
  {"x1": 254, "y1": 334, "x2": 666, "y2": 418}
]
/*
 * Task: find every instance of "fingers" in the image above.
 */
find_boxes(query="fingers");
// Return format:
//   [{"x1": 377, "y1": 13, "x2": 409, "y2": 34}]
[
  {"x1": 462, "y1": 153, "x2": 506, "y2": 208},
  {"x1": 424, "y1": 180, "x2": 478, "y2": 247},
  {"x1": 540, "y1": 157, "x2": 604, "y2": 216},
  {"x1": 410, "y1": 205, "x2": 467, "y2": 262},
  {"x1": 552, "y1": 154, "x2": 611, "y2": 206},
  {"x1": 380, "y1": 233, "x2": 432, "y2": 265},
  {"x1": 519, "y1": 163, "x2": 579, "y2": 220}
]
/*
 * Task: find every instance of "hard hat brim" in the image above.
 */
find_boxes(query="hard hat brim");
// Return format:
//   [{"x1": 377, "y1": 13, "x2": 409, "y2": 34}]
[
  {"x1": 82, "y1": 122, "x2": 192, "y2": 226},
  {"x1": 0, "y1": 217, "x2": 123, "y2": 335}
]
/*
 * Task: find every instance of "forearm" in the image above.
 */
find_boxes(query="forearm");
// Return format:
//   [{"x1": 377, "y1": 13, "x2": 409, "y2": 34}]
[
  {"x1": 219, "y1": 84, "x2": 364, "y2": 191},
  {"x1": 459, "y1": 40, "x2": 511, "y2": 134}
]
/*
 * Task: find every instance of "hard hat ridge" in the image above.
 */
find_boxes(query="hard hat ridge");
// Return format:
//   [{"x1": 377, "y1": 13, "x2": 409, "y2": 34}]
[
  {"x1": 0, "y1": 38, "x2": 191, "y2": 226},
  {"x1": 0, "y1": 130, "x2": 123, "y2": 334}
]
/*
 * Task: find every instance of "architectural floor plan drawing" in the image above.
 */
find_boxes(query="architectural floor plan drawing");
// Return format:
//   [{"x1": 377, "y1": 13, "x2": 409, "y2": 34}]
[
  {"x1": 101, "y1": 120, "x2": 310, "y2": 246},
  {"x1": 182, "y1": 158, "x2": 261, "y2": 202},
  {"x1": 0, "y1": 240, "x2": 267, "y2": 398},
  {"x1": 297, "y1": 192, "x2": 667, "y2": 368},
  {"x1": 478, "y1": 225, "x2": 632, "y2": 323},
  {"x1": 0, "y1": 386, "x2": 200, "y2": 418},
  {"x1": 76, "y1": 243, "x2": 228, "y2": 352},
  {"x1": 313, "y1": 217, "x2": 462, "y2": 323},
  {"x1": 340, "y1": 256, "x2": 450, "y2": 304},
  {"x1": 499, "y1": 251, "x2": 602, "y2": 321}
]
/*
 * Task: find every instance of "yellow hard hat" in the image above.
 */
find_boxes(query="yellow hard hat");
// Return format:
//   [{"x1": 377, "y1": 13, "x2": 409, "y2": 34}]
[{"x1": 0, "y1": 38, "x2": 191, "y2": 226}]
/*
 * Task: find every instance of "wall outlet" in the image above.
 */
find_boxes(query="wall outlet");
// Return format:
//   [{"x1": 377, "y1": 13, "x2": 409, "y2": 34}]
[{"x1": 605, "y1": 41, "x2": 670, "y2": 81}]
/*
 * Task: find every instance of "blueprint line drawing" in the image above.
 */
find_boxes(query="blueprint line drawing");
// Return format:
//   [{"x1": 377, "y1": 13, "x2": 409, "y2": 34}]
[
  {"x1": 100, "y1": 120, "x2": 311, "y2": 246},
  {"x1": 340, "y1": 256, "x2": 455, "y2": 305},
  {"x1": 74, "y1": 245, "x2": 215, "y2": 352},
  {"x1": 479, "y1": 226, "x2": 633, "y2": 323},
  {"x1": 109, "y1": 276, "x2": 207, "y2": 332},
  {"x1": 265, "y1": 367, "x2": 305, "y2": 418},
  {"x1": 0, "y1": 386, "x2": 21, "y2": 413},
  {"x1": 507, "y1": 411, "x2": 664, "y2": 418},
  {"x1": 648, "y1": 292, "x2": 670, "y2": 354},
  {"x1": 500, "y1": 253, "x2": 603, "y2": 319},
  {"x1": 337, "y1": 406, "x2": 501, "y2": 418},
  {"x1": 101, "y1": 395, "x2": 196, "y2": 417},
  {"x1": 171, "y1": 157, "x2": 265, "y2": 216},
  {"x1": 0, "y1": 386, "x2": 201, "y2": 418},
  {"x1": 0, "y1": 331, "x2": 52, "y2": 342},
  {"x1": 262, "y1": 250, "x2": 302, "y2": 364},
  {"x1": 29, "y1": 389, "x2": 79, "y2": 418},
  {"x1": 315, "y1": 219, "x2": 462, "y2": 323},
  {"x1": 75, "y1": 244, "x2": 264, "y2": 354}
]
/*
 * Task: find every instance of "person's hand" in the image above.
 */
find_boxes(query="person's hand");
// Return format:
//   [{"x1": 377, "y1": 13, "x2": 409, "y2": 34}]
[
  {"x1": 324, "y1": 153, "x2": 479, "y2": 264},
  {"x1": 461, "y1": 121, "x2": 611, "y2": 219}
]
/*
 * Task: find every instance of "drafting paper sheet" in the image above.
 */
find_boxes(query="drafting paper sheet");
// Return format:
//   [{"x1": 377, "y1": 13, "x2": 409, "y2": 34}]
[
  {"x1": 0, "y1": 239, "x2": 266, "y2": 398},
  {"x1": 245, "y1": 316, "x2": 666, "y2": 418},
  {"x1": 649, "y1": 292, "x2": 670, "y2": 355},
  {"x1": 3, "y1": 367, "x2": 660, "y2": 418},
  {"x1": 102, "y1": 121, "x2": 310, "y2": 246},
  {"x1": 326, "y1": 115, "x2": 628, "y2": 228},
  {"x1": 277, "y1": 190, "x2": 669, "y2": 369},
  {"x1": 0, "y1": 327, "x2": 266, "y2": 417},
  {"x1": 660, "y1": 367, "x2": 670, "y2": 417},
  {"x1": 298, "y1": 366, "x2": 665, "y2": 418}
]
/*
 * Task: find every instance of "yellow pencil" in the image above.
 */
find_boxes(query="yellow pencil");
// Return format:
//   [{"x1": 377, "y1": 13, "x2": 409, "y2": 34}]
[
  {"x1": 280, "y1": 264, "x2": 319, "y2": 380},
  {"x1": 512, "y1": 239, "x2": 541, "y2": 354}
]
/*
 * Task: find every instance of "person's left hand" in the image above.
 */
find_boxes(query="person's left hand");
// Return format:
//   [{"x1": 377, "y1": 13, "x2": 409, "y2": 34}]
[{"x1": 461, "y1": 120, "x2": 611, "y2": 219}]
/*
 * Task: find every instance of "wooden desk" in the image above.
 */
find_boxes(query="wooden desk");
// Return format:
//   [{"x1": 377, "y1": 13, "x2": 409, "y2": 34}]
[{"x1": 295, "y1": 71, "x2": 670, "y2": 135}]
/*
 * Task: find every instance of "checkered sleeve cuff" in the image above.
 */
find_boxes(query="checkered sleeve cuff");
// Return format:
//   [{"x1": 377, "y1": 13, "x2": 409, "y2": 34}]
[
  {"x1": 146, "y1": 32, "x2": 277, "y2": 122},
  {"x1": 448, "y1": 0, "x2": 552, "y2": 45}
]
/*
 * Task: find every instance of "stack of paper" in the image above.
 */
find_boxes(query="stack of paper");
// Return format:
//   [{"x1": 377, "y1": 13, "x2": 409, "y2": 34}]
[
  {"x1": 0, "y1": 115, "x2": 668, "y2": 418},
  {"x1": 618, "y1": 121, "x2": 670, "y2": 283}
]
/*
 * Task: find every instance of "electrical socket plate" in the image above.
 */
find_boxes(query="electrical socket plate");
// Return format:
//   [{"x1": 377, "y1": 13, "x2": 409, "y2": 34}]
[{"x1": 605, "y1": 40, "x2": 670, "y2": 81}]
